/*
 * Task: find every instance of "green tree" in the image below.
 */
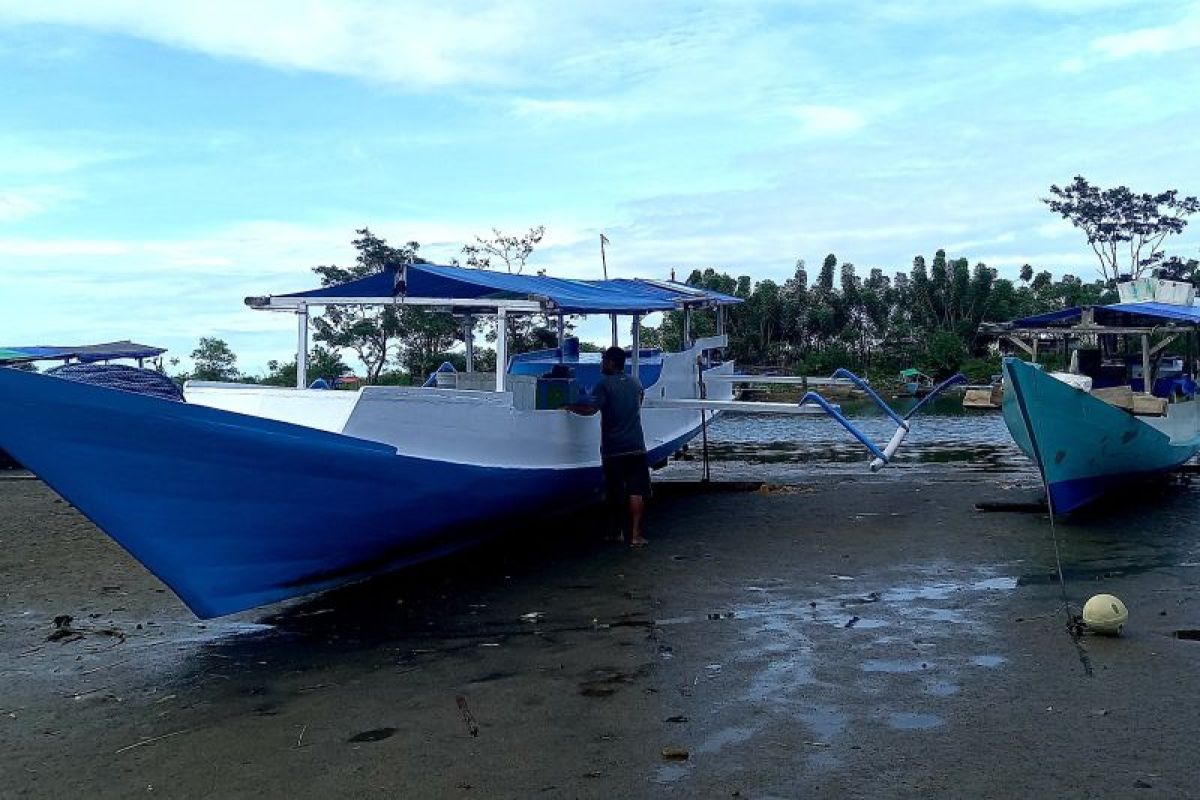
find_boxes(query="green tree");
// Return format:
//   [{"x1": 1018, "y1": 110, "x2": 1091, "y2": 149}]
[
  {"x1": 461, "y1": 226, "x2": 545, "y2": 274},
  {"x1": 311, "y1": 228, "x2": 415, "y2": 382},
  {"x1": 463, "y1": 226, "x2": 556, "y2": 356},
  {"x1": 1043, "y1": 176, "x2": 1199, "y2": 283},
  {"x1": 191, "y1": 337, "x2": 239, "y2": 382},
  {"x1": 263, "y1": 345, "x2": 350, "y2": 387}
]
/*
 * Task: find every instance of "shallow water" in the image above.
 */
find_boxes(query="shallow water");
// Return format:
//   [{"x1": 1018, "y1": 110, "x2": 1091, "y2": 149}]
[{"x1": 657, "y1": 396, "x2": 1033, "y2": 482}]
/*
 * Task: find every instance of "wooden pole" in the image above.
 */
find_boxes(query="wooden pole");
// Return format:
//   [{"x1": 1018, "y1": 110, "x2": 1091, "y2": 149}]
[{"x1": 1142, "y1": 333, "x2": 1153, "y2": 395}]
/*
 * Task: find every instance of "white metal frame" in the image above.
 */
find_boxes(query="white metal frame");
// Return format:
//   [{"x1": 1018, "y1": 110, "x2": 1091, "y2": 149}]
[{"x1": 246, "y1": 290, "x2": 739, "y2": 390}]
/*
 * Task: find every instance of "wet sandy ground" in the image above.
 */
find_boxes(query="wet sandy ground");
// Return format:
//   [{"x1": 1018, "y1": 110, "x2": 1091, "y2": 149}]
[{"x1": 2, "y1": 470, "x2": 1200, "y2": 799}]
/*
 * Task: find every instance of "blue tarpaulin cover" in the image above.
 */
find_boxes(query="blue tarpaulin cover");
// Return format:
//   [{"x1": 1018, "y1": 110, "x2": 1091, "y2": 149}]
[
  {"x1": 280, "y1": 263, "x2": 743, "y2": 314},
  {"x1": 1011, "y1": 302, "x2": 1200, "y2": 328}
]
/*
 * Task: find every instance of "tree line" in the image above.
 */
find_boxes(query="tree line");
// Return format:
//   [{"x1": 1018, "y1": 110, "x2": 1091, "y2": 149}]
[{"x1": 174, "y1": 176, "x2": 1197, "y2": 385}]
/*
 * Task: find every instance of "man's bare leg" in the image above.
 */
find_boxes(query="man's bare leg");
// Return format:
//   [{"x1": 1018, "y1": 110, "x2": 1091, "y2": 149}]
[{"x1": 628, "y1": 494, "x2": 647, "y2": 547}]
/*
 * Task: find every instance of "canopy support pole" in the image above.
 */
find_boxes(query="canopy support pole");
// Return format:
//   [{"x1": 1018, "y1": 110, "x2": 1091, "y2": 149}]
[
  {"x1": 716, "y1": 306, "x2": 726, "y2": 337},
  {"x1": 683, "y1": 307, "x2": 692, "y2": 349},
  {"x1": 1142, "y1": 333, "x2": 1153, "y2": 395},
  {"x1": 610, "y1": 314, "x2": 618, "y2": 347},
  {"x1": 557, "y1": 313, "x2": 565, "y2": 362},
  {"x1": 496, "y1": 309, "x2": 508, "y2": 393},
  {"x1": 296, "y1": 304, "x2": 309, "y2": 389},
  {"x1": 631, "y1": 314, "x2": 641, "y2": 379},
  {"x1": 464, "y1": 315, "x2": 474, "y2": 373}
]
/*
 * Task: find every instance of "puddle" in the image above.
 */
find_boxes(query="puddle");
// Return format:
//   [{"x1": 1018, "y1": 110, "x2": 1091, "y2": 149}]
[
  {"x1": 799, "y1": 707, "x2": 847, "y2": 741},
  {"x1": 862, "y1": 659, "x2": 932, "y2": 673},
  {"x1": 656, "y1": 763, "x2": 690, "y2": 784},
  {"x1": 970, "y1": 655, "x2": 1006, "y2": 668},
  {"x1": 971, "y1": 577, "x2": 1018, "y2": 591},
  {"x1": 904, "y1": 607, "x2": 969, "y2": 624},
  {"x1": 836, "y1": 617, "x2": 887, "y2": 630},
  {"x1": 925, "y1": 680, "x2": 959, "y2": 697},
  {"x1": 195, "y1": 622, "x2": 275, "y2": 638},
  {"x1": 886, "y1": 712, "x2": 943, "y2": 731},
  {"x1": 695, "y1": 725, "x2": 757, "y2": 754}
]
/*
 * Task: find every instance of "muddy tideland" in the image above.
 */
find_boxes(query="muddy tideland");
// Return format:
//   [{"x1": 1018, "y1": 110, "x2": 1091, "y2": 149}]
[{"x1": 2, "y1": 470, "x2": 1199, "y2": 798}]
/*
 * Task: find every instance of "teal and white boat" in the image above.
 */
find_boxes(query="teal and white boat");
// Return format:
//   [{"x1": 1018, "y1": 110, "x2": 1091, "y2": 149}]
[{"x1": 998, "y1": 293, "x2": 1200, "y2": 513}]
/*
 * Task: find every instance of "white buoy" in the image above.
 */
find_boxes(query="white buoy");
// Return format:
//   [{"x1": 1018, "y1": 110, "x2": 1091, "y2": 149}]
[{"x1": 1082, "y1": 594, "x2": 1129, "y2": 636}]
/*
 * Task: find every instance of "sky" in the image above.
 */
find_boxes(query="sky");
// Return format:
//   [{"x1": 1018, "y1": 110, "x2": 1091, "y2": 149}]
[{"x1": 3, "y1": 0, "x2": 1199, "y2": 374}]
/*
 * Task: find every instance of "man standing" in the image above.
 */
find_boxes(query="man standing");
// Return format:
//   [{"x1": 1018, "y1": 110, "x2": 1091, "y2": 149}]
[{"x1": 567, "y1": 346, "x2": 650, "y2": 547}]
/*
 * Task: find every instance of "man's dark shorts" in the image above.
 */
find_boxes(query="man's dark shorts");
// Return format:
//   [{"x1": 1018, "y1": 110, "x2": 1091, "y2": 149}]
[{"x1": 602, "y1": 452, "x2": 651, "y2": 500}]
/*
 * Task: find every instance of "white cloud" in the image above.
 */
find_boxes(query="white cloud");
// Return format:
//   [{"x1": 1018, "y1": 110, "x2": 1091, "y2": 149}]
[
  {"x1": 1090, "y1": 10, "x2": 1200, "y2": 59},
  {"x1": 789, "y1": 105, "x2": 866, "y2": 137},
  {"x1": 0, "y1": 136, "x2": 126, "y2": 176},
  {"x1": 0, "y1": 186, "x2": 81, "y2": 222},
  {"x1": 509, "y1": 97, "x2": 617, "y2": 121},
  {"x1": 1060, "y1": 4, "x2": 1200, "y2": 70},
  {"x1": 0, "y1": 1, "x2": 559, "y2": 89}
]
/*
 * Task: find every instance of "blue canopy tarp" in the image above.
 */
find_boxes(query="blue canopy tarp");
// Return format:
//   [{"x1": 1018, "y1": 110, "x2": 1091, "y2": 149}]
[
  {"x1": 1011, "y1": 302, "x2": 1200, "y2": 328},
  {"x1": 277, "y1": 263, "x2": 742, "y2": 314},
  {"x1": 0, "y1": 340, "x2": 166, "y2": 365}
]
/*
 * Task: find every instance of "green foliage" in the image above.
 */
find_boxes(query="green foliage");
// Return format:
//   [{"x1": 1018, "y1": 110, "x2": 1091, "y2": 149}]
[
  {"x1": 309, "y1": 228, "x2": 469, "y2": 382},
  {"x1": 190, "y1": 337, "x2": 240, "y2": 382},
  {"x1": 1043, "y1": 176, "x2": 1199, "y2": 283},
  {"x1": 645, "y1": 249, "x2": 1117, "y2": 379},
  {"x1": 958, "y1": 355, "x2": 1002, "y2": 384},
  {"x1": 922, "y1": 330, "x2": 967, "y2": 375},
  {"x1": 262, "y1": 345, "x2": 350, "y2": 387},
  {"x1": 310, "y1": 228, "x2": 416, "y2": 382},
  {"x1": 461, "y1": 226, "x2": 545, "y2": 274},
  {"x1": 463, "y1": 226, "x2": 559, "y2": 356}
]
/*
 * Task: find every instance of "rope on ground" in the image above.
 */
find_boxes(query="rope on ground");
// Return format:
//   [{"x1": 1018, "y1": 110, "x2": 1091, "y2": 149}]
[{"x1": 1047, "y1": 504, "x2": 1093, "y2": 676}]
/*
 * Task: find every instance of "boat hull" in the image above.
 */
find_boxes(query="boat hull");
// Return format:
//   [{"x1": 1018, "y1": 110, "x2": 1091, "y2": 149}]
[
  {"x1": 0, "y1": 368, "x2": 701, "y2": 617},
  {"x1": 1001, "y1": 358, "x2": 1200, "y2": 513}
]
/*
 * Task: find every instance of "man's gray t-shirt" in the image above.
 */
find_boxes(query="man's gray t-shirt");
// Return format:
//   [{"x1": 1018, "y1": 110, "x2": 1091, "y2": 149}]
[{"x1": 592, "y1": 373, "x2": 646, "y2": 457}]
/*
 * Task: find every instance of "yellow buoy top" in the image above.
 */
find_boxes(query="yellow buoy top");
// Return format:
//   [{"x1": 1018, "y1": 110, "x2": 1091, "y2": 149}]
[{"x1": 1082, "y1": 593, "x2": 1128, "y2": 636}]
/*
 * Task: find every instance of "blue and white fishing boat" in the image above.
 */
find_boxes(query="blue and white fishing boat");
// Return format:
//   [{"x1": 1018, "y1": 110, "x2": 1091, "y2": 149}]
[
  {"x1": 0, "y1": 263, "x2": 954, "y2": 617},
  {"x1": 999, "y1": 291, "x2": 1200, "y2": 513}
]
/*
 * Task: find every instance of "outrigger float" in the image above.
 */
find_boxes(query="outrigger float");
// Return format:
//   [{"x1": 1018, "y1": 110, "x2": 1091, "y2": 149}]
[
  {"x1": 0, "y1": 263, "x2": 961, "y2": 617},
  {"x1": 996, "y1": 283, "x2": 1200, "y2": 513}
]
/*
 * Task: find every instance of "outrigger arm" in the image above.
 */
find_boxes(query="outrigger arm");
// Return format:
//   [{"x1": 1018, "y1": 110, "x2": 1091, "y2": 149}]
[{"x1": 644, "y1": 369, "x2": 967, "y2": 472}]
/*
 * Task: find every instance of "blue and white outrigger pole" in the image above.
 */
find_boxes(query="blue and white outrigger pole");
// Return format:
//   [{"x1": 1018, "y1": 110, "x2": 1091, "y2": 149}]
[{"x1": 647, "y1": 367, "x2": 967, "y2": 471}]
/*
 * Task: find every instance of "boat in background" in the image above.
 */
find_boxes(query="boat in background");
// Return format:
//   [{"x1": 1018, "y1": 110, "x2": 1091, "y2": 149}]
[
  {"x1": 962, "y1": 375, "x2": 1003, "y2": 410},
  {"x1": 996, "y1": 287, "x2": 1200, "y2": 513},
  {"x1": 0, "y1": 341, "x2": 169, "y2": 470},
  {"x1": 898, "y1": 368, "x2": 935, "y2": 397}
]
